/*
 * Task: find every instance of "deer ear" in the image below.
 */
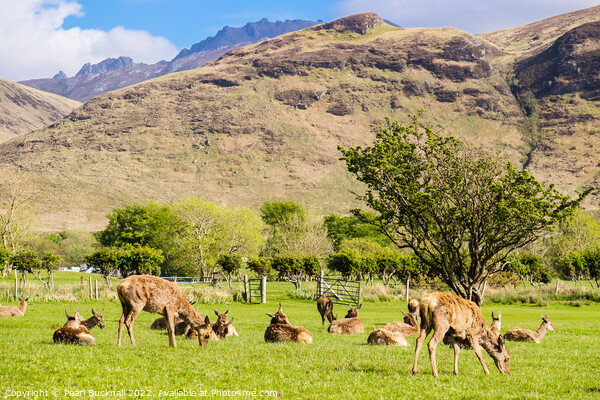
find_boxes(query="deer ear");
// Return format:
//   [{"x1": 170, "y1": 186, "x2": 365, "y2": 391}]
[
  {"x1": 100, "y1": 309, "x2": 104, "y2": 315},
  {"x1": 228, "y1": 317, "x2": 234, "y2": 325},
  {"x1": 204, "y1": 315, "x2": 210, "y2": 324},
  {"x1": 357, "y1": 304, "x2": 362, "y2": 310},
  {"x1": 75, "y1": 310, "x2": 81, "y2": 318},
  {"x1": 65, "y1": 309, "x2": 72, "y2": 319},
  {"x1": 278, "y1": 303, "x2": 282, "y2": 312},
  {"x1": 92, "y1": 308, "x2": 96, "y2": 315},
  {"x1": 214, "y1": 309, "x2": 219, "y2": 317},
  {"x1": 498, "y1": 334, "x2": 505, "y2": 346},
  {"x1": 225, "y1": 308, "x2": 230, "y2": 315},
  {"x1": 267, "y1": 313, "x2": 276, "y2": 318},
  {"x1": 401, "y1": 310, "x2": 407, "y2": 316}
]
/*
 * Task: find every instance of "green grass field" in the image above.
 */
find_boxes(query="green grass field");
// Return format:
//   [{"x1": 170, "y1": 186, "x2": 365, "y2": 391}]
[{"x1": 0, "y1": 275, "x2": 599, "y2": 399}]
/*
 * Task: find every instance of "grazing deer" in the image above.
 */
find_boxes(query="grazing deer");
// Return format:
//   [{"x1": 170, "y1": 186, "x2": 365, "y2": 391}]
[
  {"x1": 213, "y1": 309, "x2": 239, "y2": 338},
  {"x1": 317, "y1": 295, "x2": 334, "y2": 325},
  {"x1": 504, "y1": 315, "x2": 555, "y2": 343},
  {"x1": 412, "y1": 292, "x2": 510, "y2": 377},
  {"x1": 368, "y1": 327, "x2": 409, "y2": 346},
  {"x1": 53, "y1": 326, "x2": 96, "y2": 345},
  {"x1": 65, "y1": 309, "x2": 105, "y2": 330},
  {"x1": 0, "y1": 298, "x2": 28, "y2": 317},
  {"x1": 117, "y1": 275, "x2": 216, "y2": 347},
  {"x1": 328, "y1": 304, "x2": 364, "y2": 334},
  {"x1": 382, "y1": 310, "x2": 420, "y2": 337},
  {"x1": 264, "y1": 303, "x2": 312, "y2": 344}
]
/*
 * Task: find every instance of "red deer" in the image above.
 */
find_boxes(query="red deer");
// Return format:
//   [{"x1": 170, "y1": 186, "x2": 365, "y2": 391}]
[
  {"x1": 490, "y1": 312, "x2": 501, "y2": 336},
  {"x1": 382, "y1": 310, "x2": 420, "y2": 337},
  {"x1": 213, "y1": 309, "x2": 238, "y2": 338},
  {"x1": 65, "y1": 309, "x2": 105, "y2": 330},
  {"x1": 328, "y1": 304, "x2": 364, "y2": 334},
  {"x1": 117, "y1": 275, "x2": 216, "y2": 347},
  {"x1": 317, "y1": 295, "x2": 334, "y2": 325},
  {"x1": 53, "y1": 326, "x2": 96, "y2": 345},
  {"x1": 412, "y1": 292, "x2": 510, "y2": 377},
  {"x1": 368, "y1": 327, "x2": 409, "y2": 346},
  {"x1": 264, "y1": 303, "x2": 312, "y2": 344},
  {"x1": 0, "y1": 298, "x2": 28, "y2": 317},
  {"x1": 504, "y1": 315, "x2": 554, "y2": 343}
]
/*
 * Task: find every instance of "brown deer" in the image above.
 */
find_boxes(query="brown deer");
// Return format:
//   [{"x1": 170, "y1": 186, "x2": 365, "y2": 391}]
[
  {"x1": 317, "y1": 295, "x2": 334, "y2": 325},
  {"x1": 328, "y1": 304, "x2": 364, "y2": 334},
  {"x1": 368, "y1": 327, "x2": 409, "y2": 346},
  {"x1": 0, "y1": 298, "x2": 28, "y2": 317},
  {"x1": 412, "y1": 292, "x2": 510, "y2": 377},
  {"x1": 53, "y1": 326, "x2": 96, "y2": 345},
  {"x1": 382, "y1": 310, "x2": 420, "y2": 337},
  {"x1": 65, "y1": 309, "x2": 105, "y2": 330},
  {"x1": 213, "y1": 309, "x2": 238, "y2": 338},
  {"x1": 504, "y1": 315, "x2": 555, "y2": 343},
  {"x1": 264, "y1": 303, "x2": 312, "y2": 344},
  {"x1": 117, "y1": 275, "x2": 216, "y2": 347}
]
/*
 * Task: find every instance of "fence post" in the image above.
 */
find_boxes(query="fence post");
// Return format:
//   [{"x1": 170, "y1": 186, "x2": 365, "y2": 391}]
[
  {"x1": 260, "y1": 276, "x2": 267, "y2": 304},
  {"x1": 318, "y1": 270, "x2": 324, "y2": 297},
  {"x1": 89, "y1": 277, "x2": 92, "y2": 299},
  {"x1": 95, "y1": 279, "x2": 99, "y2": 300},
  {"x1": 555, "y1": 279, "x2": 560, "y2": 295},
  {"x1": 243, "y1": 275, "x2": 249, "y2": 302},
  {"x1": 405, "y1": 277, "x2": 410, "y2": 303},
  {"x1": 14, "y1": 269, "x2": 18, "y2": 300}
]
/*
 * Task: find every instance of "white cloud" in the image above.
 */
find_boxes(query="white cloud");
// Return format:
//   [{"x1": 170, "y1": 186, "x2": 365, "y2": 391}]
[
  {"x1": 0, "y1": 0, "x2": 178, "y2": 81},
  {"x1": 333, "y1": 0, "x2": 600, "y2": 34}
]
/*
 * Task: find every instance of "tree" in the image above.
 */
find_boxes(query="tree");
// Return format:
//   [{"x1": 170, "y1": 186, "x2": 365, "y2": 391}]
[
  {"x1": 508, "y1": 253, "x2": 552, "y2": 289},
  {"x1": 324, "y1": 212, "x2": 391, "y2": 251},
  {"x1": 85, "y1": 247, "x2": 122, "y2": 285},
  {"x1": 271, "y1": 256, "x2": 321, "y2": 289},
  {"x1": 247, "y1": 257, "x2": 273, "y2": 278},
  {"x1": 10, "y1": 249, "x2": 40, "y2": 285},
  {"x1": 119, "y1": 245, "x2": 164, "y2": 277},
  {"x1": 339, "y1": 114, "x2": 592, "y2": 306},
  {"x1": 260, "y1": 201, "x2": 306, "y2": 226},
  {"x1": 40, "y1": 252, "x2": 61, "y2": 289},
  {"x1": 217, "y1": 254, "x2": 243, "y2": 289}
]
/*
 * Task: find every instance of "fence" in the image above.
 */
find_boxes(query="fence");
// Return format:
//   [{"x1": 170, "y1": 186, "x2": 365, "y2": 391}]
[{"x1": 317, "y1": 275, "x2": 361, "y2": 306}]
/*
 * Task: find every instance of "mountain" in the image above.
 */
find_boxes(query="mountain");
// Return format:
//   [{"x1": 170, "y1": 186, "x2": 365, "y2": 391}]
[
  {"x1": 0, "y1": 78, "x2": 81, "y2": 142},
  {"x1": 18, "y1": 18, "x2": 320, "y2": 102},
  {"x1": 1, "y1": 10, "x2": 599, "y2": 232}
]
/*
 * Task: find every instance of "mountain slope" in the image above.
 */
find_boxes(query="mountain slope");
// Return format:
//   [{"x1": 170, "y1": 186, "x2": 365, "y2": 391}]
[
  {"x1": 19, "y1": 18, "x2": 319, "y2": 102},
  {"x1": 1, "y1": 10, "x2": 598, "y2": 231},
  {"x1": 0, "y1": 78, "x2": 81, "y2": 142}
]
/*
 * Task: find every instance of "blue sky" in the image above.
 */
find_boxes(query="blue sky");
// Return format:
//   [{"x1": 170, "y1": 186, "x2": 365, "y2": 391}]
[{"x1": 0, "y1": 0, "x2": 598, "y2": 81}]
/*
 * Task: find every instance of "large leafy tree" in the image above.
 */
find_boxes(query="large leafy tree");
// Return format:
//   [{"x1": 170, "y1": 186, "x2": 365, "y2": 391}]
[{"x1": 339, "y1": 114, "x2": 592, "y2": 306}]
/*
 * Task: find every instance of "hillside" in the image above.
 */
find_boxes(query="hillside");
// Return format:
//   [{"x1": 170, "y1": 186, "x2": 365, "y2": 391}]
[
  {"x1": 19, "y1": 18, "x2": 319, "y2": 102},
  {"x1": 0, "y1": 78, "x2": 81, "y2": 142},
  {"x1": 0, "y1": 10, "x2": 599, "y2": 231}
]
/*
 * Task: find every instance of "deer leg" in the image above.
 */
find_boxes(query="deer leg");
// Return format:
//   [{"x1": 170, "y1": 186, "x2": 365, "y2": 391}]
[
  {"x1": 164, "y1": 309, "x2": 177, "y2": 348},
  {"x1": 453, "y1": 342, "x2": 461, "y2": 375},
  {"x1": 469, "y1": 336, "x2": 490, "y2": 375},
  {"x1": 427, "y1": 327, "x2": 448, "y2": 378},
  {"x1": 412, "y1": 327, "x2": 430, "y2": 375},
  {"x1": 117, "y1": 304, "x2": 130, "y2": 346},
  {"x1": 124, "y1": 308, "x2": 141, "y2": 347}
]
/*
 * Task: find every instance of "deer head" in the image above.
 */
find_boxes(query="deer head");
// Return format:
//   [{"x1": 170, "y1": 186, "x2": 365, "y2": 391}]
[
  {"x1": 542, "y1": 315, "x2": 555, "y2": 332},
  {"x1": 267, "y1": 303, "x2": 290, "y2": 325},
  {"x1": 195, "y1": 315, "x2": 217, "y2": 346},
  {"x1": 344, "y1": 304, "x2": 361, "y2": 318},
  {"x1": 488, "y1": 334, "x2": 511, "y2": 375},
  {"x1": 92, "y1": 309, "x2": 105, "y2": 329}
]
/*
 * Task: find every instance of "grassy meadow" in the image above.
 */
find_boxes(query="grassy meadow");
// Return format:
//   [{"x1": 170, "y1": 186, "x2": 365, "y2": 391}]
[{"x1": 0, "y1": 274, "x2": 599, "y2": 399}]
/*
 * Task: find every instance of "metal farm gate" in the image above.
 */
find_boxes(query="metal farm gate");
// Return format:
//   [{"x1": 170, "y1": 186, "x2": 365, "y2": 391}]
[
  {"x1": 317, "y1": 277, "x2": 361, "y2": 306},
  {"x1": 247, "y1": 277, "x2": 266, "y2": 304}
]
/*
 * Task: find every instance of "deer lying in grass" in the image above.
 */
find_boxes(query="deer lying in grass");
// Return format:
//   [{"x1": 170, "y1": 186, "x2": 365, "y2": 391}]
[
  {"x1": 504, "y1": 315, "x2": 554, "y2": 343},
  {"x1": 264, "y1": 303, "x2": 312, "y2": 344},
  {"x1": 213, "y1": 309, "x2": 238, "y2": 338},
  {"x1": 53, "y1": 326, "x2": 96, "y2": 345},
  {"x1": 368, "y1": 327, "x2": 409, "y2": 346},
  {"x1": 0, "y1": 298, "x2": 28, "y2": 317},
  {"x1": 317, "y1": 295, "x2": 334, "y2": 325},
  {"x1": 382, "y1": 310, "x2": 420, "y2": 337},
  {"x1": 65, "y1": 309, "x2": 105, "y2": 330},
  {"x1": 412, "y1": 292, "x2": 510, "y2": 377},
  {"x1": 117, "y1": 275, "x2": 216, "y2": 347},
  {"x1": 328, "y1": 304, "x2": 364, "y2": 334}
]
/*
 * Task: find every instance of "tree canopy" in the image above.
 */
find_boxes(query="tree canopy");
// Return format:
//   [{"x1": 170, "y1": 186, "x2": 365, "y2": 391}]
[{"x1": 339, "y1": 114, "x2": 592, "y2": 306}]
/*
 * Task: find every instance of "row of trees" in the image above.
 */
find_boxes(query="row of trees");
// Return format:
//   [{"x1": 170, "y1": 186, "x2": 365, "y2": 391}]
[{"x1": 1, "y1": 115, "x2": 597, "y2": 305}]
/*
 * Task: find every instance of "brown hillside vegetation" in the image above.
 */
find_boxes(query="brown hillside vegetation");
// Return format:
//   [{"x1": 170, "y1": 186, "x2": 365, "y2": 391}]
[
  {"x1": 0, "y1": 10, "x2": 598, "y2": 231},
  {"x1": 0, "y1": 79, "x2": 81, "y2": 142}
]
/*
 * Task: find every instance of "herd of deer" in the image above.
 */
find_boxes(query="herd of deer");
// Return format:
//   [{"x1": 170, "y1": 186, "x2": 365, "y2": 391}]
[{"x1": 0, "y1": 274, "x2": 557, "y2": 377}]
